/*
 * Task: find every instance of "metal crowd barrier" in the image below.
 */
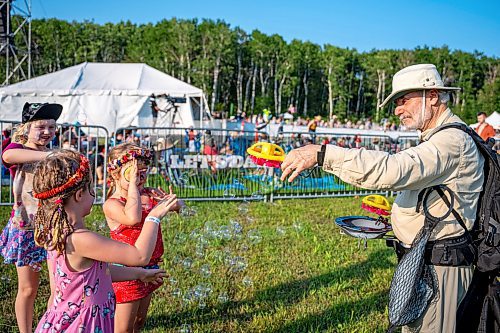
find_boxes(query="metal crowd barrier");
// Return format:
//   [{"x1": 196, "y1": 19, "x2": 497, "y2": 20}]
[
  {"x1": 0, "y1": 121, "x2": 109, "y2": 205},
  {"x1": 112, "y1": 127, "x2": 419, "y2": 202},
  {"x1": 7, "y1": 121, "x2": 497, "y2": 204},
  {"x1": 0, "y1": 120, "x2": 17, "y2": 206},
  {"x1": 113, "y1": 126, "x2": 272, "y2": 201}
]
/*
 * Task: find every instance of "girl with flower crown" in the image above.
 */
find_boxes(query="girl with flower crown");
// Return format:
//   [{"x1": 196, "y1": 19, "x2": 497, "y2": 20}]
[
  {"x1": 32, "y1": 150, "x2": 177, "y2": 333},
  {"x1": 103, "y1": 143, "x2": 182, "y2": 332},
  {"x1": 1, "y1": 102, "x2": 62, "y2": 333}
]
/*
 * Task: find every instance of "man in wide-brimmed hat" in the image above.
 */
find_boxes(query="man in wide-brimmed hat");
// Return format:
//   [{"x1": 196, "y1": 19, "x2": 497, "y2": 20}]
[{"x1": 280, "y1": 64, "x2": 484, "y2": 332}]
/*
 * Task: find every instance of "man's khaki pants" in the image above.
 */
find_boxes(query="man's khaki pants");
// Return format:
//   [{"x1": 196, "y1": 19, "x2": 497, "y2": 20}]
[{"x1": 403, "y1": 265, "x2": 473, "y2": 333}]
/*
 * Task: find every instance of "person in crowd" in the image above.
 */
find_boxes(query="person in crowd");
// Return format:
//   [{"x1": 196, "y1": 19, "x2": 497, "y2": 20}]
[
  {"x1": 1, "y1": 128, "x2": 12, "y2": 183},
  {"x1": 90, "y1": 145, "x2": 106, "y2": 186},
  {"x1": 281, "y1": 64, "x2": 481, "y2": 333},
  {"x1": 32, "y1": 150, "x2": 175, "y2": 332},
  {"x1": 0, "y1": 102, "x2": 62, "y2": 333},
  {"x1": 277, "y1": 115, "x2": 285, "y2": 136},
  {"x1": 203, "y1": 130, "x2": 218, "y2": 173},
  {"x1": 185, "y1": 127, "x2": 199, "y2": 153},
  {"x1": 103, "y1": 143, "x2": 182, "y2": 332},
  {"x1": 354, "y1": 135, "x2": 362, "y2": 148},
  {"x1": 307, "y1": 115, "x2": 321, "y2": 144},
  {"x1": 475, "y1": 111, "x2": 496, "y2": 142},
  {"x1": 2, "y1": 128, "x2": 12, "y2": 151},
  {"x1": 149, "y1": 94, "x2": 161, "y2": 127},
  {"x1": 61, "y1": 129, "x2": 77, "y2": 150}
]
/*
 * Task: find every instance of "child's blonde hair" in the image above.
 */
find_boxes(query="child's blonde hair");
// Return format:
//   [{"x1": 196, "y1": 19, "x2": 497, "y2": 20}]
[
  {"x1": 33, "y1": 150, "x2": 92, "y2": 254},
  {"x1": 107, "y1": 143, "x2": 152, "y2": 197},
  {"x1": 11, "y1": 123, "x2": 31, "y2": 144}
]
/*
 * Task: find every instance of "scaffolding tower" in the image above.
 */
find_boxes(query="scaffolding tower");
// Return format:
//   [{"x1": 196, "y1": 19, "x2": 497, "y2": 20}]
[{"x1": 0, "y1": 0, "x2": 31, "y2": 86}]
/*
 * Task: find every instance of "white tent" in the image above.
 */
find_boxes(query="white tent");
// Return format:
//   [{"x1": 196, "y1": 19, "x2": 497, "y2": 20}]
[
  {"x1": 470, "y1": 111, "x2": 500, "y2": 130},
  {"x1": 0, "y1": 62, "x2": 210, "y2": 132}
]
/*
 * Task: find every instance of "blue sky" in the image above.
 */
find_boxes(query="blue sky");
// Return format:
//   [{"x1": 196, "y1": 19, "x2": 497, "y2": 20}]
[{"x1": 31, "y1": 0, "x2": 499, "y2": 56}]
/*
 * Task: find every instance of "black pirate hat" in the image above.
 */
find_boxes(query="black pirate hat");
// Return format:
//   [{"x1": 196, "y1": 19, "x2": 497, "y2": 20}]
[{"x1": 22, "y1": 102, "x2": 63, "y2": 123}]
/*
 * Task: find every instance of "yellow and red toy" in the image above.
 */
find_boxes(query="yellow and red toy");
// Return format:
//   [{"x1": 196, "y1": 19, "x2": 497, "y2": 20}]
[
  {"x1": 361, "y1": 195, "x2": 391, "y2": 216},
  {"x1": 247, "y1": 142, "x2": 285, "y2": 168}
]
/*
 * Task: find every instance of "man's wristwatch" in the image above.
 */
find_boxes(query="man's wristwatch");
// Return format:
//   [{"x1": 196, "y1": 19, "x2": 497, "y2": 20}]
[{"x1": 317, "y1": 144, "x2": 327, "y2": 167}]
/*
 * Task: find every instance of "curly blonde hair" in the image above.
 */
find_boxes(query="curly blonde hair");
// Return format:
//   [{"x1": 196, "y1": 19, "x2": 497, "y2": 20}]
[
  {"x1": 33, "y1": 150, "x2": 92, "y2": 254},
  {"x1": 11, "y1": 123, "x2": 31, "y2": 144}
]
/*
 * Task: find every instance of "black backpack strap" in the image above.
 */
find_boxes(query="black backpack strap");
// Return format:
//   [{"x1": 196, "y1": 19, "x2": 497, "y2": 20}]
[
  {"x1": 416, "y1": 185, "x2": 472, "y2": 240},
  {"x1": 434, "y1": 186, "x2": 471, "y2": 236},
  {"x1": 416, "y1": 185, "x2": 456, "y2": 226}
]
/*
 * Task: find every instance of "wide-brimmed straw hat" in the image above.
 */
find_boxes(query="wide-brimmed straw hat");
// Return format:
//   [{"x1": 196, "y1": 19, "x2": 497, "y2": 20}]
[
  {"x1": 154, "y1": 137, "x2": 178, "y2": 150},
  {"x1": 379, "y1": 64, "x2": 460, "y2": 108}
]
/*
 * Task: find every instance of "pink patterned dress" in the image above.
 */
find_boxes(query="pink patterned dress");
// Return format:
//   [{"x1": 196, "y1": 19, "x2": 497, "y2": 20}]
[{"x1": 36, "y1": 251, "x2": 116, "y2": 333}]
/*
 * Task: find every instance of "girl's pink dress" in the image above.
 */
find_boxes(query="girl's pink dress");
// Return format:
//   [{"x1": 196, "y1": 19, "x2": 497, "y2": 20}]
[{"x1": 36, "y1": 251, "x2": 115, "y2": 333}]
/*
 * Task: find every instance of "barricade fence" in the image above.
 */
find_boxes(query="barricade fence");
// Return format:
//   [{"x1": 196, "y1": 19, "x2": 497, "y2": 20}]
[
  {"x1": 112, "y1": 127, "x2": 420, "y2": 202},
  {"x1": 1, "y1": 121, "x2": 109, "y2": 205},
  {"x1": 113, "y1": 127, "x2": 274, "y2": 202},
  {"x1": 11, "y1": 120, "x2": 484, "y2": 204}
]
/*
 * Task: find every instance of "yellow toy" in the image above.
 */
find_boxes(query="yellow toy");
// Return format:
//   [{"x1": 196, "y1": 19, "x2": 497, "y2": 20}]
[
  {"x1": 247, "y1": 142, "x2": 285, "y2": 168},
  {"x1": 361, "y1": 194, "x2": 391, "y2": 216}
]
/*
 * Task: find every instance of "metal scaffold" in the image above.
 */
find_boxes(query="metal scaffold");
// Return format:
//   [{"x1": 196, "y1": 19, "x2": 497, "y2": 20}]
[{"x1": 0, "y1": 0, "x2": 31, "y2": 86}]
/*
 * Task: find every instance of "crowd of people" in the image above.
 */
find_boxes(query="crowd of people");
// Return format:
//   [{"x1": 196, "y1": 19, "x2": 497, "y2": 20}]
[{"x1": 215, "y1": 108, "x2": 407, "y2": 131}]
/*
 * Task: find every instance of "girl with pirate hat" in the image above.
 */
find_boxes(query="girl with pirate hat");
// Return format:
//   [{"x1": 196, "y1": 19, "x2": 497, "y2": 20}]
[{"x1": 0, "y1": 102, "x2": 62, "y2": 332}]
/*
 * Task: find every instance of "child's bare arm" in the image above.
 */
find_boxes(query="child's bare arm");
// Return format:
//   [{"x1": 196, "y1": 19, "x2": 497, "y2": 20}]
[
  {"x1": 73, "y1": 195, "x2": 178, "y2": 266},
  {"x1": 3, "y1": 149, "x2": 51, "y2": 164},
  {"x1": 71, "y1": 229, "x2": 156, "y2": 266},
  {"x1": 103, "y1": 199, "x2": 142, "y2": 226},
  {"x1": 123, "y1": 160, "x2": 142, "y2": 223},
  {"x1": 103, "y1": 160, "x2": 142, "y2": 226},
  {"x1": 108, "y1": 265, "x2": 167, "y2": 284}
]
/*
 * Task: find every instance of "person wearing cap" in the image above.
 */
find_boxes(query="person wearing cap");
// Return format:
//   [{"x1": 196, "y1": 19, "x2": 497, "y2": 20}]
[
  {"x1": 1, "y1": 102, "x2": 63, "y2": 333},
  {"x1": 280, "y1": 64, "x2": 483, "y2": 333}
]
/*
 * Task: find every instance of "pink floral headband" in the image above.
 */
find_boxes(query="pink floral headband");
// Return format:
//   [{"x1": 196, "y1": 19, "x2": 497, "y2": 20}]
[{"x1": 107, "y1": 149, "x2": 152, "y2": 173}]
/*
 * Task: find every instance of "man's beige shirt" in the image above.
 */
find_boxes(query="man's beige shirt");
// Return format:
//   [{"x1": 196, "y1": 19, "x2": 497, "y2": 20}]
[{"x1": 323, "y1": 108, "x2": 484, "y2": 245}]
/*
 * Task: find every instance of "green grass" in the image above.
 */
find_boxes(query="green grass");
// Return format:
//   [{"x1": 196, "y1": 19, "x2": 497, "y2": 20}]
[{"x1": 0, "y1": 198, "x2": 398, "y2": 333}]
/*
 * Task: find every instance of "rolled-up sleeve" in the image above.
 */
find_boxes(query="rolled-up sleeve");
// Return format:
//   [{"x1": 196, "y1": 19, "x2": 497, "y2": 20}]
[{"x1": 322, "y1": 132, "x2": 461, "y2": 191}]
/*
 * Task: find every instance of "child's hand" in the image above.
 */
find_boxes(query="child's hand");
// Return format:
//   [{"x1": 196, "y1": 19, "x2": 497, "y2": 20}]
[
  {"x1": 149, "y1": 187, "x2": 168, "y2": 201},
  {"x1": 140, "y1": 268, "x2": 167, "y2": 285},
  {"x1": 164, "y1": 186, "x2": 185, "y2": 212},
  {"x1": 148, "y1": 195, "x2": 178, "y2": 220},
  {"x1": 150, "y1": 186, "x2": 184, "y2": 212},
  {"x1": 124, "y1": 159, "x2": 139, "y2": 184}
]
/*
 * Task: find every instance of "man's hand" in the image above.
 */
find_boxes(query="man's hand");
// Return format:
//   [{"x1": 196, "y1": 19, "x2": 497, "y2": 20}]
[{"x1": 280, "y1": 144, "x2": 322, "y2": 182}]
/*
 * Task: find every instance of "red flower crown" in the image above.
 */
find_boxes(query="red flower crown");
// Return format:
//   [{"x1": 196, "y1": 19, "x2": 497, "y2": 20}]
[{"x1": 34, "y1": 156, "x2": 90, "y2": 200}]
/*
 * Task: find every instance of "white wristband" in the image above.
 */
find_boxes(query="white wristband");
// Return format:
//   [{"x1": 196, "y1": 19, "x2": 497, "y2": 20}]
[{"x1": 145, "y1": 216, "x2": 161, "y2": 225}]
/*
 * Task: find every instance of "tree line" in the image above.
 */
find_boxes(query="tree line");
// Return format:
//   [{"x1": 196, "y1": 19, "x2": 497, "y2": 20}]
[{"x1": 2, "y1": 17, "x2": 499, "y2": 123}]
